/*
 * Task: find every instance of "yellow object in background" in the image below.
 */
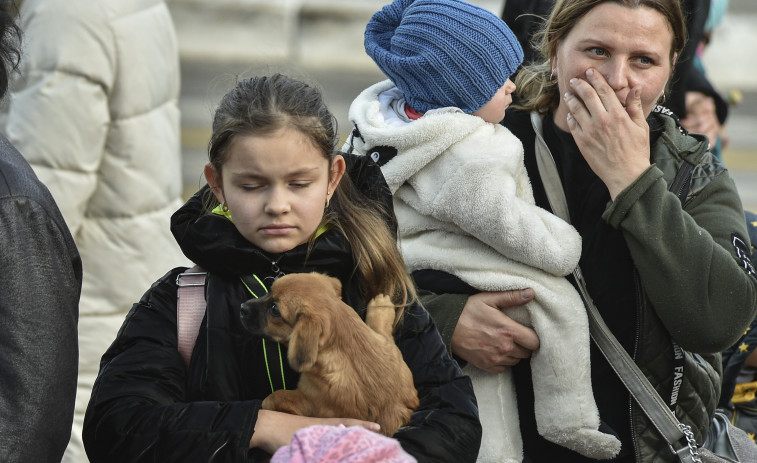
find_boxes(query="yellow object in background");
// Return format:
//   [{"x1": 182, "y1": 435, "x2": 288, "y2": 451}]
[{"x1": 732, "y1": 381, "x2": 757, "y2": 404}]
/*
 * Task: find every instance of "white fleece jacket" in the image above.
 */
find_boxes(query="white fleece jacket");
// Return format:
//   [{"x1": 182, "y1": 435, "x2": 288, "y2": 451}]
[{"x1": 348, "y1": 80, "x2": 581, "y2": 282}]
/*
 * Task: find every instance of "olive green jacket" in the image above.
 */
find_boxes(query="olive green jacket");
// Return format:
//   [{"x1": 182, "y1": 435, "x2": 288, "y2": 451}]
[{"x1": 420, "y1": 111, "x2": 757, "y2": 462}]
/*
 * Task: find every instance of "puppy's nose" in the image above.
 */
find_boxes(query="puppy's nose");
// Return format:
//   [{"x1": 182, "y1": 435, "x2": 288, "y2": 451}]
[{"x1": 241, "y1": 300, "x2": 253, "y2": 318}]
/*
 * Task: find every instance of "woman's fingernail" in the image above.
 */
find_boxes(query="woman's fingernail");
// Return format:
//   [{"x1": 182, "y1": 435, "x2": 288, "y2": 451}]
[
  {"x1": 569, "y1": 78, "x2": 577, "y2": 86},
  {"x1": 522, "y1": 288, "x2": 534, "y2": 300},
  {"x1": 586, "y1": 68, "x2": 594, "y2": 77}
]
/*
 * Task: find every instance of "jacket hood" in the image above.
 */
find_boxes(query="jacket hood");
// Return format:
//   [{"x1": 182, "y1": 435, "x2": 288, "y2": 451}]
[{"x1": 170, "y1": 185, "x2": 355, "y2": 280}]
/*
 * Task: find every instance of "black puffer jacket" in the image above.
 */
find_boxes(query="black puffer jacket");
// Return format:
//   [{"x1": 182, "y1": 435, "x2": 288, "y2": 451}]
[{"x1": 83, "y1": 187, "x2": 481, "y2": 463}]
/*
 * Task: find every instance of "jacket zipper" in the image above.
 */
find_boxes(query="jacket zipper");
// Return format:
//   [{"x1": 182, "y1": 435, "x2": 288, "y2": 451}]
[
  {"x1": 628, "y1": 158, "x2": 693, "y2": 460},
  {"x1": 250, "y1": 249, "x2": 288, "y2": 283},
  {"x1": 668, "y1": 161, "x2": 694, "y2": 206}
]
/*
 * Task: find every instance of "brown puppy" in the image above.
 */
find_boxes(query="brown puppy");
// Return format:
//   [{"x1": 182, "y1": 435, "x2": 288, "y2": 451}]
[{"x1": 240, "y1": 272, "x2": 419, "y2": 437}]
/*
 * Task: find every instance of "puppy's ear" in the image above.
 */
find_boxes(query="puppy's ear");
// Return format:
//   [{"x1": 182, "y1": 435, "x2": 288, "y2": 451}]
[{"x1": 288, "y1": 313, "x2": 322, "y2": 372}]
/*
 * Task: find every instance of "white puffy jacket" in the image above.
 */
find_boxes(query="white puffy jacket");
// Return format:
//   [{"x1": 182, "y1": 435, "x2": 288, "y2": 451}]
[{"x1": 3, "y1": 0, "x2": 188, "y2": 461}]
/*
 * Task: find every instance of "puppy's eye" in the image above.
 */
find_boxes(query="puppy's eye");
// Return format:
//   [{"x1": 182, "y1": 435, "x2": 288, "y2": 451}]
[{"x1": 269, "y1": 302, "x2": 281, "y2": 318}]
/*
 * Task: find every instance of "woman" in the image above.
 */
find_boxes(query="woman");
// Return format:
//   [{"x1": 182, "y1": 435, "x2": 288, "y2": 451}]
[{"x1": 419, "y1": 0, "x2": 757, "y2": 461}]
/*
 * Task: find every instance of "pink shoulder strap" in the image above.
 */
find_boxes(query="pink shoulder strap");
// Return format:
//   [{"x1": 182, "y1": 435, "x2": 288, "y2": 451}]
[{"x1": 176, "y1": 265, "x2": 208, "y2": 368}]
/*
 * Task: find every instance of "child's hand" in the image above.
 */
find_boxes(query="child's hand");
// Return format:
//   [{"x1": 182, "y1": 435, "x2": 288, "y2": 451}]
[{"x1": 250, "y1": 409, "x2": 381, "y2": 453}]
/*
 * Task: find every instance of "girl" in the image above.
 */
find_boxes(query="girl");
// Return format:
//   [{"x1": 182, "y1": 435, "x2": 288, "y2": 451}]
[{"x1": 82, "y1": 74, "x2": 481, "y2": 462}]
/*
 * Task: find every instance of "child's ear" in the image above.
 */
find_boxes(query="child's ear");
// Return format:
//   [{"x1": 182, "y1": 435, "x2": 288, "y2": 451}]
[
  {"x1": 204, "y1": 163, "x2": 225, "y2": 204},
  {"x1": 328, "y1": 155, "x2": 347, "y2": 193}
]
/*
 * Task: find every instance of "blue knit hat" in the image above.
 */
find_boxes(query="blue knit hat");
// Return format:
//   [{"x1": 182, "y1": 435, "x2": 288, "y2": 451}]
[{"x1": 365, "y1": 0, "x2": 524, "y2": 114}]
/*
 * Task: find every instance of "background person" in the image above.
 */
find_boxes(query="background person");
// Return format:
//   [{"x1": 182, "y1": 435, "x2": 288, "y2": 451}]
[
  {"x1": 682, "y1": 0, "x2": 732, "y2": 159},
  {"x1": 718, "y1": 210, "x2": 757, "y2": 436},
  {"x1": 0, "y1": 1, "x2": 82, "y2": 461},
  {"x1": 2, "y1": 0, "x2": 188, "y2": 460}
]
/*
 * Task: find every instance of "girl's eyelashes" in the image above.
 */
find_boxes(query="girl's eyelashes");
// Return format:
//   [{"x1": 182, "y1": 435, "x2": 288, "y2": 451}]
[{"x1": 238, "y1": 181, "x2": 312, "y2": 191}]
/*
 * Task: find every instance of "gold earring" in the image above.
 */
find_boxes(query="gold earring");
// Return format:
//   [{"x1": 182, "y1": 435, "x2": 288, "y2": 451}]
[
  {"x1": 325, "y1": 191, "x2": 331, "y2": 208},
  {"x1": 550, "y1": 69, "x2": 558, "y2": 85},
  {"x1": 222, "y1": 201, "x2": 229, "y2": 213},
  {"x1": 657, "y1": 93, "x2": 666, "y2": 105}
]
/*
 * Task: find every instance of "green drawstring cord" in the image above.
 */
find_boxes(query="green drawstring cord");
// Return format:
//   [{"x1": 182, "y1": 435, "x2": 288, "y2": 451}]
[
  {"x1": 261, "y1": 339, "x2": 287, "y2": 394},
  {"x1": 242, "y1": 274, "x2": 286, "y2": 394},
  {"x1": 240, "y1": 274, "x2": 267, "y2": 298},
  {"x1": 212, "y1": 214, "x2": 329, "y2": 393},
  {"x1": 276, "y1": 342, "x2": 286, "y2": 390}
]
